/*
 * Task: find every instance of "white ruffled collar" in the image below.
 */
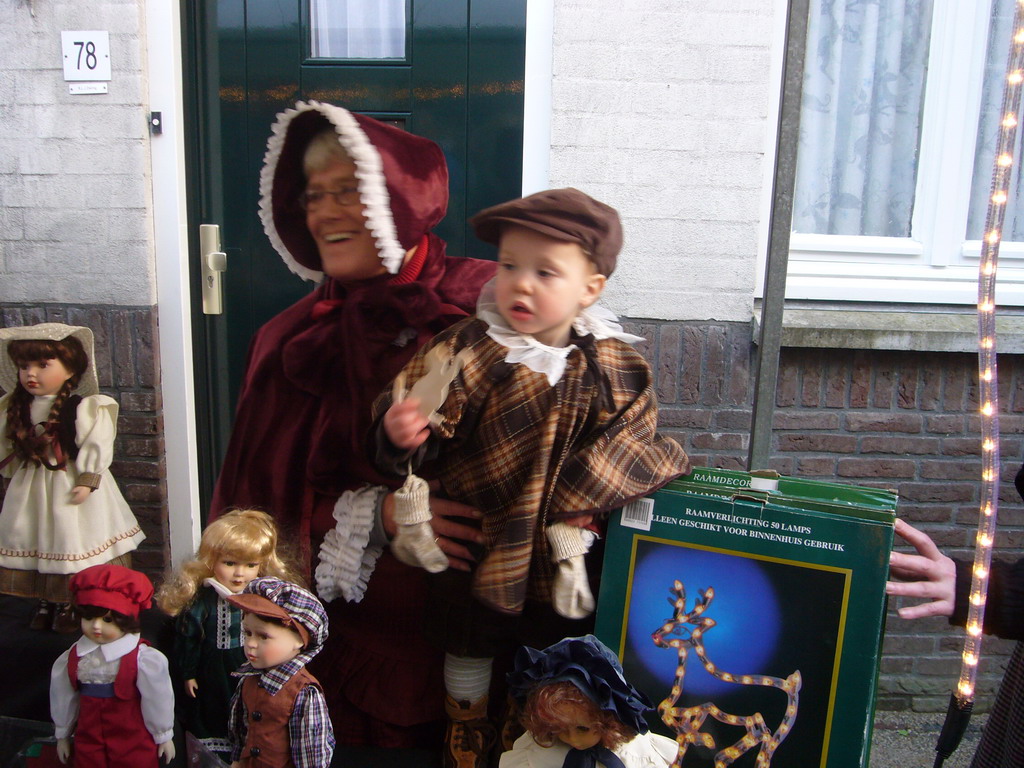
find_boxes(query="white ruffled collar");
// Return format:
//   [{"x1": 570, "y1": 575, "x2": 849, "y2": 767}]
[
  {"x1": 475, "y1": 279, "x2": 642, "y2": 385},
  {"x1": 204, "y1": 577, "x2": 238, "y2": 599},
  {"x1": 75, "y1": 632, "x2": 141, "y2": 662}
]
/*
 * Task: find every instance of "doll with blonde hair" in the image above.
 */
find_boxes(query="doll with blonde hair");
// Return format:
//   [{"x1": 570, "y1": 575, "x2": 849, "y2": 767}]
[{"x1": 157, "y1": 508, "x2": 300, "y2": 759}]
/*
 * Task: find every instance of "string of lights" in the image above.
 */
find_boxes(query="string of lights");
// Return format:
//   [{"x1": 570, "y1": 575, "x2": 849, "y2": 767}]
[
  {"x1": 935, "y1": 3, "x2": 1024, "y2": 765},
  {"x1": 960, "y1": 0, "x2": 1024, "y2": 707}
]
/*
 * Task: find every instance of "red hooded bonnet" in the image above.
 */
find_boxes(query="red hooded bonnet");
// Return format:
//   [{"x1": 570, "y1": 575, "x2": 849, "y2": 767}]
[
  {"x1": 259, "y1": 101, "x2": 449, "y2": 281},
  {"x1": 211, "y1": 102, "x2": 495, "y2": 541}
]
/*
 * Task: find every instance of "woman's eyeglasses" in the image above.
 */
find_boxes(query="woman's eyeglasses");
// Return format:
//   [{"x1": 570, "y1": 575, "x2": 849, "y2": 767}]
[{"x1": 298, "y1": 186, "x2": 361, "y2": 211}]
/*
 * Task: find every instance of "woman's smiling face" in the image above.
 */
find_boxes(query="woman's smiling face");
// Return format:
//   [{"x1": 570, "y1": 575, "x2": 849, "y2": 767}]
[{"x1": 304, "y1": 160, "x2": 386, "y2": 284}]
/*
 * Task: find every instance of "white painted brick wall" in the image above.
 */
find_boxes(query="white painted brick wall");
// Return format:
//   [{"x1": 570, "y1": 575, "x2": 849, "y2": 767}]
[
  {"x1": 549, "y1": 0, "x2": 778, "y2": 322},
  {"x1": 0, "y1": 0, "x2": 154, "y2": 305}
]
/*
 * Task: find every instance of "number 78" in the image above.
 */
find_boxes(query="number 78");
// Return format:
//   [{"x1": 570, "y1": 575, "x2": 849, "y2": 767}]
[{"x1": 74, "y1": 41, "x2": 98, "y2": 70}]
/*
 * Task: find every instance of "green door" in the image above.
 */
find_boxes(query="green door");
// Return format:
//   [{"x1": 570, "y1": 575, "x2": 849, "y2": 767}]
[{"x1": 182, "y1": 0, "x2": 526, "y2": 504}]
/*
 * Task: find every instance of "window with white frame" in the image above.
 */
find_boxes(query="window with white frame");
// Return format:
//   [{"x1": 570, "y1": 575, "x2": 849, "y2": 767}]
[
  {"x1": 789, "y1": 0, "x2": 1024, "y2": 306},
  {"x1": 309, "y1": 0, "x2": 406, "y2": 60}
]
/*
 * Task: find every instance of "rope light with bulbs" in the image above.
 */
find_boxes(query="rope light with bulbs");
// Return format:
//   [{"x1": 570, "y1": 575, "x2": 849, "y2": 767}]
[{"x1": 933, "y1": 4, "x2": 1024, "y2": 765}]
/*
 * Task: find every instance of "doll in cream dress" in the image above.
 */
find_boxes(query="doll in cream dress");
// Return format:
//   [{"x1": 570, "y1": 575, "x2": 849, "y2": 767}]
[{"x1": 0, "y1": 323, "x2": 144, "y2": 628}]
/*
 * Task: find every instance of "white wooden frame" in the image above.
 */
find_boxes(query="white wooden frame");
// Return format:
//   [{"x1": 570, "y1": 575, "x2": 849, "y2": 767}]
[{"x1": 783, "y1": 1, "x2": 1024, "y2": 306}]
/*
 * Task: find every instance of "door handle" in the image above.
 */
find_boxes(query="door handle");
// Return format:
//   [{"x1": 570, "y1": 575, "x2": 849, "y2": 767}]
[{"x1": 200, "y1": 224, "x2": 228, "y2": 315}]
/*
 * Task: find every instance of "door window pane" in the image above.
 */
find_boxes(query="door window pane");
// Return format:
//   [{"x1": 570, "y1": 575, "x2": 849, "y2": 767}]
[
  {"x1": 793, "y1": 0, "x2": 934, "y2": 237},
  {"x1": 310, "y1": 0, "x2": 406, "y2": 59},
  {"x1": 967, "y1": 0, "x2": 1024, "y2": 241}
]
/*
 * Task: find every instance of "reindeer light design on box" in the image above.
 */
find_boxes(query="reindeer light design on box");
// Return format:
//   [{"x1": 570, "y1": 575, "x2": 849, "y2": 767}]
[{"x1": 651, "y1": 579, "x2": 801, "y2": 768}]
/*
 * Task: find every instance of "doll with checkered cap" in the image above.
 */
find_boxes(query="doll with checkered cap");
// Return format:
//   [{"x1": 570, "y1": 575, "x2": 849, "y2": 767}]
[
  {"x1": 226, "y1": 577, "x2": 334, "y2": 768},
  {"x1": 49, "y1": 563, "x2": 176, "y2": 767},
  {"x1": 0, "y1": 323, "x2": 144, "y2": 632}
]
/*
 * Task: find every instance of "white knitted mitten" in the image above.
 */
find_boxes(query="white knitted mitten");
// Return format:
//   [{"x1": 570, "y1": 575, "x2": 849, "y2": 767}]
[
  {"x1": 391, "y1": 473, "x2": 448, "y2": 573},
  {"x1": 546, "y1": 522, "x2": 595, "y2": 619}
]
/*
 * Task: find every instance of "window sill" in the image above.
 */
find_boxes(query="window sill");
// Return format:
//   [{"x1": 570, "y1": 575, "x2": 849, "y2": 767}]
[{"x1": 751, "y1": 307, "x2": 1024, "y2": 353}]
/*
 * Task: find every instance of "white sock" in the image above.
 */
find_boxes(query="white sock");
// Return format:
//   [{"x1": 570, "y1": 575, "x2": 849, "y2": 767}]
[{"x1": 445, "y1": 653, "x2": 493, "y2": 703}]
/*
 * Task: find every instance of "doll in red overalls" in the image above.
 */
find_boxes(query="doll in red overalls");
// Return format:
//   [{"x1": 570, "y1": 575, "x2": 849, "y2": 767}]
[{"x1": 49, "y1": 563, "x2": 176, "y2": 767}]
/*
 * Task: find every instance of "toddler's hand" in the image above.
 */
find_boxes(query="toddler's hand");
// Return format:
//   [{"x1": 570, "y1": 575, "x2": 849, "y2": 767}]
[{"x1": 384, "y1": 398, "x2": 431, "y2": 450}]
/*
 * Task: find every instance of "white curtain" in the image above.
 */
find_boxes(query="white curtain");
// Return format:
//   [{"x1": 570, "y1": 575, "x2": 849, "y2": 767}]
[
  {"x1": 310, "y1": 0, "x2": 406, "y2": 59},
  {"x1": 967, "y1": 0, "x2": 1024, "y2": 241},
  {"x1": 793, "y1": 0, "x2": 934, "y2": 237}
]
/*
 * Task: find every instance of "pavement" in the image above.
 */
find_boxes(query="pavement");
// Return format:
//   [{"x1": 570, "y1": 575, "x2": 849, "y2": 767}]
[{"x1": 870, "y1": 711, "x2": 986, "y2": 768}]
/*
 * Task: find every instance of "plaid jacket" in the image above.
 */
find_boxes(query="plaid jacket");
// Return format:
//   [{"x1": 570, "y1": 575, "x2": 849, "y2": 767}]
[{"x1": 373, "y1": 316, "x2": 689, "y2": 614}]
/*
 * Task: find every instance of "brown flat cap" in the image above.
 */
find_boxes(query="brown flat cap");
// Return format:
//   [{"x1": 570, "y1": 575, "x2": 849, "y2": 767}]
[
  {"x1": 226, "y1": 577, "x2": 329, "y2": 650},
  {"x1": 470, "y1": 188, "x2": 622, "y2": 277}
]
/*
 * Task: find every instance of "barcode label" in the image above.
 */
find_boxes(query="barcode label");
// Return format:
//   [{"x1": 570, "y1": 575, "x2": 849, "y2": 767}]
[{"x1": 620, "y1": 497, "x2": 654, "y2": 531}]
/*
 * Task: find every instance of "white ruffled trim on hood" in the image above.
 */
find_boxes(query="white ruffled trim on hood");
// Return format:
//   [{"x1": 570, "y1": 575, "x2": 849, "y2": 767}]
[
  {"x1": 259, "y1": 100, "x2": 405, "y2": 283},
  {"x1": 475, "y1": 278, "x2": 643, "y2": 386}
]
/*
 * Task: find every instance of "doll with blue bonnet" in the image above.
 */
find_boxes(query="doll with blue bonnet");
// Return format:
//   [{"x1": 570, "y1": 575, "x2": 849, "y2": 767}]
[
  {"x1": 501, "y1": 635, "x2": 677, "y2": 768},
  {"x1": 0, "y1": 323, "x2": 144, "y2": 631},
  {"x1": 373, "y1": 189, "x2": 689, "y2": 768}
]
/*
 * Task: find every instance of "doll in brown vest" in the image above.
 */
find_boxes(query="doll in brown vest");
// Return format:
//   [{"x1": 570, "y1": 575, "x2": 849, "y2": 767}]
[{"x1": 225, "y1": 577, "x2": 333, "y2": 768}]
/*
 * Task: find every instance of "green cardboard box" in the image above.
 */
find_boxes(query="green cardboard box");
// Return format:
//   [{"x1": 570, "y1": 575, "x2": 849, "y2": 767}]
[{"x1": 594, "y1": 468, "x2": 896, "y2": 768}]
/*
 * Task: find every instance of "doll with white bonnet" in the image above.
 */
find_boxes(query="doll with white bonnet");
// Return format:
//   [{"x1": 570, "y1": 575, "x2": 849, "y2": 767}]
[
  {"x1": 157, "y1": 509, "x2": 301, "y2": 760},
  {"x1": 501, "y1": 635, "x2": 677, "y2": 768},
  {"x1": 0, "y1": 324, "x2": 144, "y2": 631},
  {"x1": 50, "y1": 563, "x2": 175, "y2": 766}
]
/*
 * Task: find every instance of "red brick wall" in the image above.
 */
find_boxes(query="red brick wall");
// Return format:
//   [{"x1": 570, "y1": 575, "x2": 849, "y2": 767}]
[
  {"x1": 0, "y1": 305, "x2": 168, "y2": 582},
  {"x1": 3, "y1": 306, "x2": 1015, "y2": 713},
  {"x1": 624, "y1": 318, "x2": 1022, "y2": 713}
]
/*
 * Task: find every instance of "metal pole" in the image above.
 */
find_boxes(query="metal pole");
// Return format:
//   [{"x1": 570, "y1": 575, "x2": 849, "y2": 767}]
[{"x1": 748, "y1": 0, "x2": 810, "y2": 471}]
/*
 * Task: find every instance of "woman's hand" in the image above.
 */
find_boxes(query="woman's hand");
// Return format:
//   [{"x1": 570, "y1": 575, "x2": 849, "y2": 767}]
[
  {"x1": 382, "y1": 491, "x2": 484, "y2": 572},
  {"x1": 886, "y1": 517, "x2": 957, "y2": 619}
]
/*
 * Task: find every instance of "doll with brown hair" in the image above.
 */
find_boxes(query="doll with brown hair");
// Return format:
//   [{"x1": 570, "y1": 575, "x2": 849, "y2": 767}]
[
  {"x1": 501, "y1": 636, "x2": 677, "y2": 768},
  {"x1": 156, "y1": 508, "x2": 301, "y2": 760},
  {"x1": 226, "y1": 577, "x2": 334, "y2": 768},
  {"x1": 0, "y1": 324, "x2": 144, "y2": 631},
  {"x1": 50, "y1": 563, "x2": 175, "y2": 766}
]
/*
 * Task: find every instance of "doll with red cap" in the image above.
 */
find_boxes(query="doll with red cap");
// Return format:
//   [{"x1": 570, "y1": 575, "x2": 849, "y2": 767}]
[
  {"x1": 226, "y1": 576, "x2": 334, "y2": 768},
  {"x1": 49, "y1": 563, "x2": 175, "y2": 767}
]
